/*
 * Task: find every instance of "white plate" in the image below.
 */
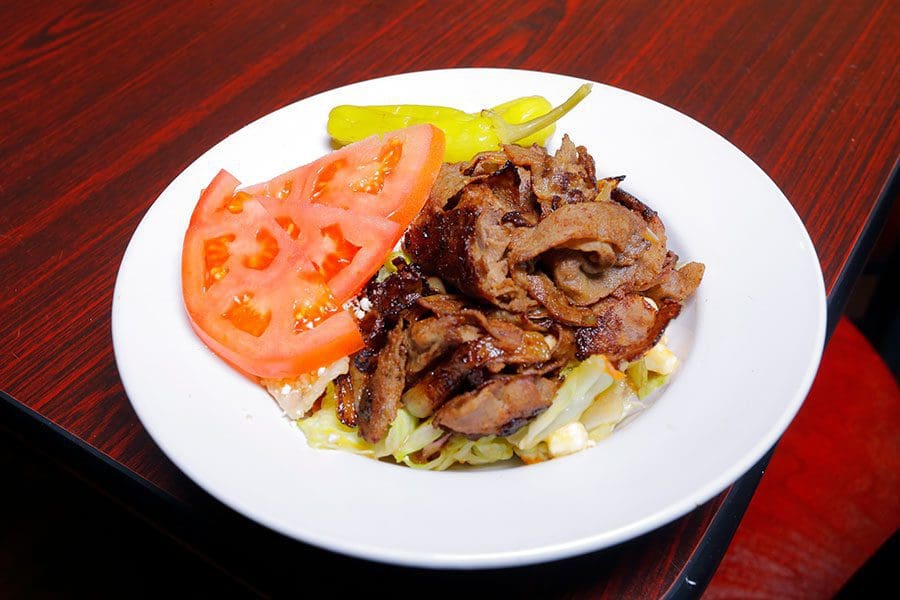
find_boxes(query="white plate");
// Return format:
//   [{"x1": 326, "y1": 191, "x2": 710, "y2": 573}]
[{"x1": 112, "y1": 68, "x2": 826, "y2": 568}]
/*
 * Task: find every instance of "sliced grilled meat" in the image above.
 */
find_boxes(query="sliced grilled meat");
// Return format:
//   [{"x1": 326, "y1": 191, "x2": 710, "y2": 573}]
[
  {"x1": 405, "y1": 315, "x2": 480, "y2": 374},
  {"x1": 416, "y1": 294, "x2": 468, "y2": 316},
  {"x1": 644, "y1": 261, "x2": 705, "y2": 304},
  {"x1": 358, "y1": 322, "x2": 408, "y2": 443},
  {"x1": 434, "y1": 376, "x2": 559, "y2": 438},
  {"x1": 401, "y1": 339, "x2": 503, "y2": 418},
  {"x1": 405, "y1": 173, "x2": 536, "y2": 312},
  {"x1": 335, "y1": 363, "x2": 368, "y2": 428},
  {"x1": 574, "y1": 294, "x2": 682, "y2": 363},
  {"x1": 504, "y1": 135, "x2": 598, "y2": 215},
  {"x1": 507, "y1": 201, "x2": 651, "y2": 322},
  {"x1": 334, "y1": 373, "x2": 357, "y2": 427},
  {"x1": 345, "y1": 139, "x2": 704, "y2": 451},
  {"x1": 355, "y1": 261, "x2": 431, "y2": 372}
]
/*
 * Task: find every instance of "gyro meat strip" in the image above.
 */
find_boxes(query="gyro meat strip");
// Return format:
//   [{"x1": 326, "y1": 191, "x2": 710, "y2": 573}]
[
  {"x1": 405, "y1": 173, "x2": 536, "y2": 313},
  {"x1": 416, "y1": 293, "x2": 468, "y2": 316},
  {"x1": 434, "y1": 375, "x2": 559, "y2": 438},
  {"x1": 335, "y1": 362, "x2": 368, "y2": 428},
  {"x1": 401, "y1": 339, "x2": 503, "y2": 419},
  {"x1": 358, "y1": 322, "x2": 408, "y2": 443},
  {"x1": 574, "y1": 294, "x2": 681, "y2": 363},
  {"x1": 405, "y1": 315, "x2": 481, "y2": 374},
  {"x1": 644, "y1": 262, "x2": 705, "y2": 304},
  {"x1": 517, "y1": 325, "x2": 578, "y2": 376},
  {"x1": 334, "y1": 373, "x2": 357, "y2": 428},
  {"x1": 355, "y1": 261, "x2": 431, "y2": 372},
  {"x1": 506, "y1": 201, "x2": 650, "y2": 324},
  {"x1": 504, "y1": 135, "x2": 598, "y2": 215}
]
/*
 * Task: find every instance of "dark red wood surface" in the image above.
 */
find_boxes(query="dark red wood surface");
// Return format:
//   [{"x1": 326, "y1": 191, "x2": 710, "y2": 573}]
[
  {"x1": 1, "y1": 1, "x2": 897, "y2": 596},
  {"x1": 707, "y1": 319, "x2": 900, "y2": 598}
]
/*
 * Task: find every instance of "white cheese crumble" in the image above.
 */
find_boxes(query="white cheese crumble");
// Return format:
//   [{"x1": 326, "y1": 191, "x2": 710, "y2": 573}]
[
  {"x1": 343, "y1": 295, "x2": 372, "y2": 321},
  {"x1": 547, "y1": 422, "x2": 594, "y2": 458},
  {"x1": 644, "y1": 340, "x2": 677, "y2": 375}
]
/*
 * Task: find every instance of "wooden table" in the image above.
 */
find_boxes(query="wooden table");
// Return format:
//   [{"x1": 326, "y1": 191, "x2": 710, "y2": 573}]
[{"x1": 2, "y1": 1, "x2": 896, "y2": 596}]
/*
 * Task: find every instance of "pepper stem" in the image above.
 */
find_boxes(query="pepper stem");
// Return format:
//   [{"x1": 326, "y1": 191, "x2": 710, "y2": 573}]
[{"x1": 484, "y1": 83, "x2": 593, "y2": 145}]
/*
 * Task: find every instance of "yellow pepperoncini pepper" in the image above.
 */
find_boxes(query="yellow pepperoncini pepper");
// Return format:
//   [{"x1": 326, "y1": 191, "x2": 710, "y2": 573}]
[{"x1": 327, "y1": 84, "x2": 592, "y2": 163}]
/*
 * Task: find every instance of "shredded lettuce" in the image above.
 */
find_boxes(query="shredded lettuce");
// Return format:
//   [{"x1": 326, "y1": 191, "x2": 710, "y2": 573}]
[
  {"x1": 296, "y1": 383, "x2": 373, "y2": 455},
  {"x1": 297, "y1": 383, "x2": 444, "y2": 461},
  {"x1": 296, "y1": 352, "x2": 671, "y2": 468},
  {"x1": 625, "y1": 357, "x2": 670, "y2": 399},
  {"x1": 580, "y1": 378, "x2": 628, "y2": 431},
  {"x1": 373, "y1": 410, "x2": 445, "y2": 461},
  {"x1": 507, "y1": 354, "x2": 615, "y2": 450},
  {"x1": 513, "y1": 442, "x2": 551, "y2": 465},
  {"x1": 404, "y1": 435, "x2": 513, "y2": 470}
]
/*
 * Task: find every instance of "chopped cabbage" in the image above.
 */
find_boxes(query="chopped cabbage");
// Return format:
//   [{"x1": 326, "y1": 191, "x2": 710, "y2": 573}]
[
  {"x1": 513, "y1": 442, "x2": 551, "y2": 464},
  {"x1": 587, "y1": 423, "x2": 616, "y2": 443},
  {"x1": 296, "y1": 382, "x2": 372, "y2": 455},
  {"x1": 625, "y1": 358, "x2": 648, "y2": 391},
  {"x1": 404, "y1": 435, "x2": 513, "y2": 470},
  {"x1": 638, "y1": 372, "x2": 669, "y2": 399},
  {"x1": 296, "y1": 351, "x2": 673, "y2": 468},
  {"x1": 507, "y1": 355, "x2": 615, "y2": 450},
  {"x1": 626, "y1": 355, "x2": 671, "y2": 399},
  {"x1": 371, "y1": 406, "x2": 417, "y2": 459},
  {"x1": 297, "y1": 383, "x2": 444, "y2": 461},
  {"x1": 373, "y1": 411, "x2": 445, "y2": 461},
  {"x1": 580, "y1": 378, "x2": 629, "y2": 431}
]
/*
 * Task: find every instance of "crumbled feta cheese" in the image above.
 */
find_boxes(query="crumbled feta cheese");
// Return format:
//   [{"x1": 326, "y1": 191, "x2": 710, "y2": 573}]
[
  {"x1": 644, "y1": 341, "x2": 677, "y2": 375},
  {"x1": 359, "y1": 297, "x2": 373, "y2": 311},
  {"x1": 547, "y1": 422, "x2": 593, "y2": 458}
]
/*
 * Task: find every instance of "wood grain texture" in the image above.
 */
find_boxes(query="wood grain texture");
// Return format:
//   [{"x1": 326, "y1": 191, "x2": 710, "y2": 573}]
[
  {"x1": 0, "y1": 0, "x2": 897, "y2": 596},
  {"x1": 706, "y1": 319, "x2": 900, "y2": 598}
]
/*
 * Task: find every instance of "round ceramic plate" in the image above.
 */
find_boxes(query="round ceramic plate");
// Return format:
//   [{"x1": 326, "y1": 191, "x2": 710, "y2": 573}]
[{"x1": 112, "y1": 68, "x2": 826, "y2": 568}]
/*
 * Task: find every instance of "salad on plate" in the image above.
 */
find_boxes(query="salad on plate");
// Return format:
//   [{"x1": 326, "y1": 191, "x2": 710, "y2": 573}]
[{"x1": 180, "y1": 85, "x2": 704, "y2": 470}]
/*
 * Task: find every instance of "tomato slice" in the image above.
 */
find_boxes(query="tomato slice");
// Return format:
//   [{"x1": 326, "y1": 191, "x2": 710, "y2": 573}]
[
  {"x1": 242, "y1": 124, "x2": 442, "y2": 300},
  {"x1": 247, "y1": 124, "x2": 444, "y2": 230},
  {"x1": 182, "y1": 170, "x2": 364, "y2": 379},
  {"x1": 182, "y1": 126, "x2": 445, "y2": 379}
]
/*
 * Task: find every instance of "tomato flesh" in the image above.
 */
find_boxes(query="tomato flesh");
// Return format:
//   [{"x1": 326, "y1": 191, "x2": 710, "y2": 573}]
[{"x1": 255, "y1": 200, "x2": 398, "y2": 302}]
